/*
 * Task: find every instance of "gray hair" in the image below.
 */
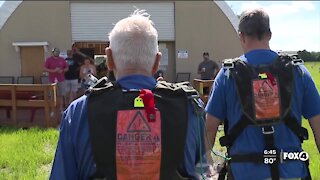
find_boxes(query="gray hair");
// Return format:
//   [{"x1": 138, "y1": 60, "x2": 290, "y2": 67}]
[
  {"x1": 108, "y1": 9, "x2": 159, "y2": 73},
  {"x1": 238, "y1": 8, "x2": 271, "y2": 40}
]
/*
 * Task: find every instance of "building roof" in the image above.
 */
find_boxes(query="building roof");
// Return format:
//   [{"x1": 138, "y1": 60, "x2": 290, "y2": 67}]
[
  {"x1": 215, "y1": 1, "x2": 239, "y2": 32},
  {"x1": 0, "y1": 1, "x2": 22, "y2": 30},
  {"x1": 0, "y1": 1, "x2": 239, "y2": 32}
]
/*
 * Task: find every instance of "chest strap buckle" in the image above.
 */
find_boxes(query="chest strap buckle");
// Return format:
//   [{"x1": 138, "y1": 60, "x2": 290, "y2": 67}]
[{"x1": 262, "y1": 126, "x2": 274, "y2": 135}]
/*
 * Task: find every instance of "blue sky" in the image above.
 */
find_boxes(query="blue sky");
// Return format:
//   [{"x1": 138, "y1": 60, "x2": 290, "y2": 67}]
[
  {"x1": 226, "y1": 1, "x2": 320, "y2": 52},
  {"x1": 1, "y1": 1, "x2": 319, "y2": 52}
]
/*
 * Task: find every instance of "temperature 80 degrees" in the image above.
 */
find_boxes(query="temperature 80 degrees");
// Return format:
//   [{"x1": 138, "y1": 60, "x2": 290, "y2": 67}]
[{"x1": 264, "y1": 157, "x2": 276, "y2": 164}]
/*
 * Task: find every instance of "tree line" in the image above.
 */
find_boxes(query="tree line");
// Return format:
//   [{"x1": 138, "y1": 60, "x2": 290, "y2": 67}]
[{"x1": 297, "y1": 50, "x2": 320, "y2": 62}]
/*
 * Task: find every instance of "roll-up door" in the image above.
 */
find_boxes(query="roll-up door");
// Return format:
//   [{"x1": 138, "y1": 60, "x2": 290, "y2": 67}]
[{"x1": 71, "y1": 2, "x2": 175, "y2": 41}]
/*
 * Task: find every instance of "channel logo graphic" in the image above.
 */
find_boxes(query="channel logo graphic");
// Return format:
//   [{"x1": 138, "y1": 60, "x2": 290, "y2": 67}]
[
  {"x1": 263, "y1": 149, "x2": 309, "y2": 164},
  {"x1": 281, "y1": 151, "x2": 309, "y2": 162}
]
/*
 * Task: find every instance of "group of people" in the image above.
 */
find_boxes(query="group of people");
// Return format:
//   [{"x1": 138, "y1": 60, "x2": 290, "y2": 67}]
[
  {"x1": 50, "y1": 8, "x2": 319, "y2": 180},
  {"x1": 43, "y1": 48, "x2": 97, "y2": 111}
]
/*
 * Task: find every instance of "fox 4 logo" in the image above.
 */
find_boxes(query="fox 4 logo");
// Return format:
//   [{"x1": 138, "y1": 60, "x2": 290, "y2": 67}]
[{"x1": 282, "y1": 151, "x2": 309, "y2": 161}]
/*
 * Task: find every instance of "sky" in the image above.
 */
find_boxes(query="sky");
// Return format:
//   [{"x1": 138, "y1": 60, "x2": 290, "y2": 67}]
[
  {"x1": 226, "y1": 1, "x2": 320, "y2": 52},
  {"x1": 0, "y1": 1, "x2": 319, "y2": 52}
]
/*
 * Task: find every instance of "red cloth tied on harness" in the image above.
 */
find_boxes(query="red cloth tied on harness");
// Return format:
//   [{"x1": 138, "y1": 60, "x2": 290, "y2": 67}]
[
  {"x1": 265, "y1": 72, "x2": 276, "y2": 86},
  {"x1": 139, "y1": 89, "x2": 156, "y2": 122}
]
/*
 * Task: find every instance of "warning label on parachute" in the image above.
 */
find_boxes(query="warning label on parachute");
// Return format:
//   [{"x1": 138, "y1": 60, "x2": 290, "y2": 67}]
[
  {"x1": 116, "y1": 110, "x2": 161, "y2": 180},
  {"x1": 127, "y1": 111, "x2": 151, "y2": 132},
  {"x1": 253, "y1": 79, "x2": 280, "y2": 120}
]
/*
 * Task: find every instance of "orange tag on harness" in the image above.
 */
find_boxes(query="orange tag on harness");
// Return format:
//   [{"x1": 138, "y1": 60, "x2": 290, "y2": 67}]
[
  {"x1": 116, "y1": 110, "x2": 161, "y2": 180},
  {"x1": 252, "y1": 79, "x2": 280, "y2": 120}
]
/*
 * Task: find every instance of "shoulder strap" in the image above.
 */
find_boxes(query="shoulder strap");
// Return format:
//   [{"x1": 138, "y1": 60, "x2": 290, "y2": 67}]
[
  {"x1": 229, "y1": 59, "x2": 255, "y2": 122},
  {"x1": 155, "y1": 81, "x2": 198, "y2": 95},
  {"x1": 222, "y1": 58, "x2": 242, "y2": 79},
  {"x1": 155, "y1": 81, "x2": 205, "y2": 114},
  {"x1": 276, "y1": 52, "x2": 305, "y2": 76},
  {"x1": 85, "y1": 77, "x2": 120, "y2": 96},
  {"x1": 290, "y1": 55, "x2": 305, "y2": 76}
]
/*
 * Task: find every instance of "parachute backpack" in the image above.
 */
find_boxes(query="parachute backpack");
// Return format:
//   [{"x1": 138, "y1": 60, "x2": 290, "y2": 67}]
[
  {"x1": 218, "y1": 54, "x2": 310, "y2": 180},
  {"x1": 86, "y1": 78, "x2": 205, "y2": 180}
]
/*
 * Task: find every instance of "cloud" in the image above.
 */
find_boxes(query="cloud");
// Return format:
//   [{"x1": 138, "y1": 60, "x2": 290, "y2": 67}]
[
  {"x1": 240, "y1": 1, "x2": 316, "y2": 17},
  {"x1": 270, "y1": 17, "x2": 320, "y2": 51}
]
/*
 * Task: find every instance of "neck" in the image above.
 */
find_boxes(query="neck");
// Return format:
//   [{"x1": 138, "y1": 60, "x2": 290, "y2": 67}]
[
  {"x1": 115, "y1": 69, "x2": 152, "y2": 80},
  {"x1": 244, "y1": 41, "x2": 270, "y2": 53}
]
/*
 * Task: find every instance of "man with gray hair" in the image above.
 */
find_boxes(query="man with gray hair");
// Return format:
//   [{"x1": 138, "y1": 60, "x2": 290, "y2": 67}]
[
  {"x1": 205, "y1": 8, "x2": 320, "y2": 179},
  {"x1": 50, "y1": 10, "x2": 209, "y2": 179}
]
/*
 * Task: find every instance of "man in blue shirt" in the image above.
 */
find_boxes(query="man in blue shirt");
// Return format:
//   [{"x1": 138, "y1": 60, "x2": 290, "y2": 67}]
[
  {"x1": 205, "y1": 8, "x2": 320, "y2": 180},
  {"x1": 50, "y1": 9, "x2": 208, "y2": 180}
]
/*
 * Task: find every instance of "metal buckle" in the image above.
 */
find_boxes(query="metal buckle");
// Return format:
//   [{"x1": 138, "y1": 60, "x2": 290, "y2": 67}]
[
  {"x1": 262, "y1": 126, "x2": 274, "y2": 134},
  {"x1": 222, "y1": 59, "x2": 235, "y2": 79},
  {"x1": 223, "y1": 59, "x2": 235, "y2": 69},
  {"x1": 291, "y1": 59, "x2": 304, "y2": 66}
]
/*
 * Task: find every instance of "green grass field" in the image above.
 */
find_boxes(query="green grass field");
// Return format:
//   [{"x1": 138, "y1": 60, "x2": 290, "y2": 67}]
[
  {"x1": 0, "y1": 127, "x2": 58, "y2": 179},
  {"x1": 301, "y1": 62, "x2": 320, "y2": 178},
  {"x1": 0, "y1": 62, "x2": 319, "y2": 179}
]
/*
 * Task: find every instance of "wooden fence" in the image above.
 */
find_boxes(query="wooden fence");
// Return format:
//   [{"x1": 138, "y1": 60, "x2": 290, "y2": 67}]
[{"x1": 0, "y1": 84, "x2": 60, "y2": 127}]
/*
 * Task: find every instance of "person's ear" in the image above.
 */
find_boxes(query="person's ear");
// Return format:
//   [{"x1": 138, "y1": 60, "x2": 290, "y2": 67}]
[
  {"x1": 267, "y1": 32, "x2": 272, "y2": 41},
  {"x1": 106, "y1": 48, "x2": 116, "y2": 71},
  {"x1": 152, "y1": 52, "x2": 162, "y2": 75},
  {"x1": 239, "y1": 32, "x2": 245, "y2": 44}
]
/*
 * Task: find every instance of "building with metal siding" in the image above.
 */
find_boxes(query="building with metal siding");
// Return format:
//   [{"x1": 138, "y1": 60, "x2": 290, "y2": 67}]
[{"x1": 0, "y1": 1, "x2": 242, "y2": 83}]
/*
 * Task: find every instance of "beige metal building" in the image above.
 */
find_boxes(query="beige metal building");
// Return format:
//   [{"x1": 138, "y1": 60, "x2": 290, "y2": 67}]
[{"x1": 0, "y1": 1, "x2": 242, "y2": 83}]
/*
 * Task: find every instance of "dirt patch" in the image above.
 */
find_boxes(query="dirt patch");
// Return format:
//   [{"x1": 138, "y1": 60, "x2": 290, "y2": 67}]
[{"x1": 0, "y1": 166, "x2": 12, "y2": 174}]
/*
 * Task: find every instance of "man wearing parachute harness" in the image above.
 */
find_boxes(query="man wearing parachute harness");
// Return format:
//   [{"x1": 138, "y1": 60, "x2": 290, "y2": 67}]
[
  {"x1": 205, "y1": 8, "x2": 320, "y2": 180},
  {"x1": 50, "y1": 10, "x2": 211, "y2": 180}
]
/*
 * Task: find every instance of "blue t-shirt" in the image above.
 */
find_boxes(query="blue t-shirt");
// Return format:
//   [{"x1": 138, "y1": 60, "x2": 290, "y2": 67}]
[
  {"x1": 205, "y1": 49, "x2": 320, "y2": 179},
  {"x1": 50, "y1": 74, "x2": 206, "y2": 180}
]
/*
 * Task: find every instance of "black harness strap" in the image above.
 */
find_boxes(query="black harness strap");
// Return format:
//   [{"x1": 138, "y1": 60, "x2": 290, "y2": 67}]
[
  {"x1": 230, "y1": 153, "x2": 264, "y2": 163},
  {"x1": 219, "y1": 116, "x2": 252, "y2": 147},
  {"x1": 283, "y1": 114, "x2": 308, "y2": 142},
  {"x1": 221, "y1": 113, "x2": 308, "y2": 148},
  {"x1": 262, "y1": 126, "x2": 279, "y2": 180},
  {"x1": 220, "y1": 114, "x2": 309, "y2": 180},
  {"x1": 217, "y1": 165, "x2": 227, "y2": 180},
  {"x1": 88, "y1": 83, "x2": 123, "y2": 180}
]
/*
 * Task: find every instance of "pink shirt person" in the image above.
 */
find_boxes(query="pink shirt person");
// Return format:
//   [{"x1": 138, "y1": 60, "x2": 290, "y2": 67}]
[{"x1": 44, "y1": 56, "x2": 68, "y2": 83}]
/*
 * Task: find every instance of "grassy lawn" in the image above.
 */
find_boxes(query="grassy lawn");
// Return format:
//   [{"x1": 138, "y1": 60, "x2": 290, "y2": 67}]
[
  {"x1": 0, "y1": 62, "x2": 319, "y2": 179},
  {"x1": 302, "y1": 62, "x2": 320, "y2": 178},
  {"x1": 0, "y1": 127, "x2": 58, "y2": 179}
]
